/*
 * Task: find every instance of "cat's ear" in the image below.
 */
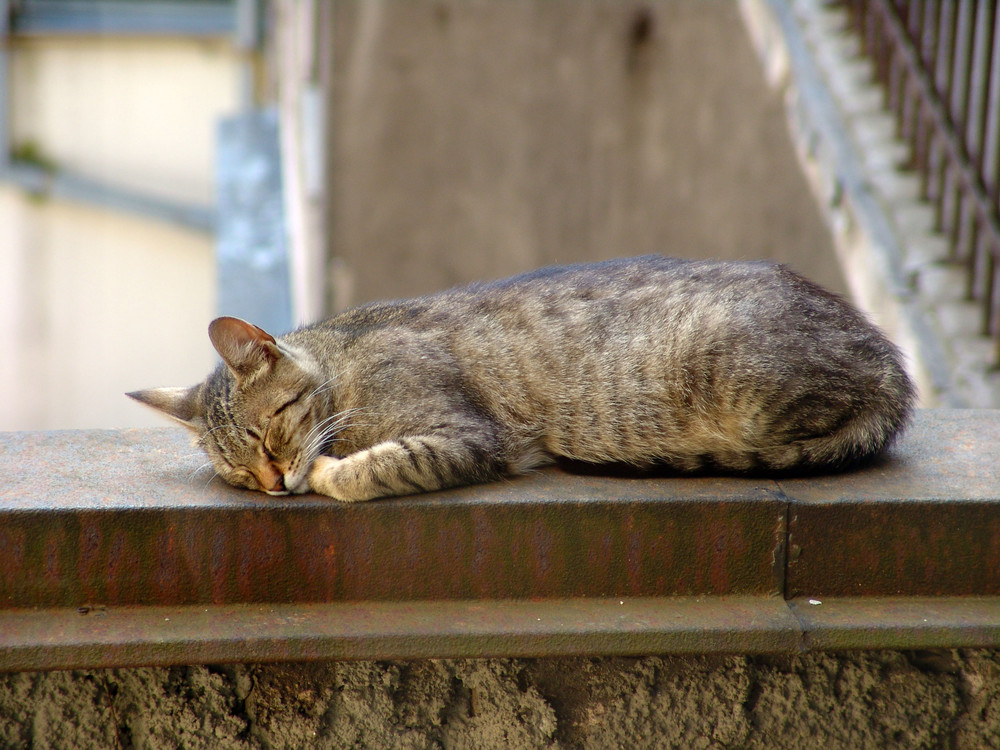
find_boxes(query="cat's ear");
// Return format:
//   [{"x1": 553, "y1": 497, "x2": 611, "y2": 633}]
[
  {"x1": 126, "y1": 385, "x2": 205, "y2": 432},
  {"x1": 208, "y1": 316, "x2": 281, "y2": 385}
]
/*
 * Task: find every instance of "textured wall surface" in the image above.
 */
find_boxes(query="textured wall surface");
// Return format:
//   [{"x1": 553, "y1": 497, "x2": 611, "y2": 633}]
[{"x1": 3, "y1": 651, "x2": 1000, "y2": 749}]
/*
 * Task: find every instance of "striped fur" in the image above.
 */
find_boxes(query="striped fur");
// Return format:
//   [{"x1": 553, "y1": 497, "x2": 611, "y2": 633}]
[{"x1": 128, "y1": 256, "x2": 915, "y2": 501}]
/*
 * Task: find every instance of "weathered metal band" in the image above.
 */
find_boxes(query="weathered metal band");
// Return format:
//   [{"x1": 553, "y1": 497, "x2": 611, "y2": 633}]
[
  {"x1": 0, "y1": 410, "x2": 997, "y2": 670},
  {"x1": 3, "y1": 596, "x2": 1000, "y2": 672}
]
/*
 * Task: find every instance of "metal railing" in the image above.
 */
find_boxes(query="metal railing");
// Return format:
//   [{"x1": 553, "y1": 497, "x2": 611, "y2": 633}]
[{"x1": 840, "y1": 0, "x2": 1000, "y2": 364}]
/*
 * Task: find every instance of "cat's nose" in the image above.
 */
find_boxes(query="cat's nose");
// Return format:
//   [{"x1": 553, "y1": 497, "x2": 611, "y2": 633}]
[{"x1": 258, "y1": 461, "x2": 290, "y2": 496}]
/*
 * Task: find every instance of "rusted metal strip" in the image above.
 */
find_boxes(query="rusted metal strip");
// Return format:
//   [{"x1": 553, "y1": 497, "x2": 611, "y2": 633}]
[
  {"x1": 0, "y1": 429, "x2": 786, "y2": 607},
  {"x1": 3, "y1": 595, "x2": 1000, "y2": 672},
  {"x1": 780, "y1": 410, "x2": 1000, "y2": 598},
  {"x1": 790, "y1": 596, "x2": 1000, "y2": 651},
  {"x1": 0, "y1": 597, "x2": 804, "y2": 672}
]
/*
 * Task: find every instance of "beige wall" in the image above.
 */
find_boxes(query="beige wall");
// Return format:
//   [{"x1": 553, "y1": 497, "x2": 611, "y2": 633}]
[
  {"x1": 2, "y1": 37, "x2": 241, "y2": 430},
  {"x1": 10, "y1": 36, "x2": 240, "y2": 205},
  {"x1": 0, "y1": 190, "x2": 217, "y2": 429}
]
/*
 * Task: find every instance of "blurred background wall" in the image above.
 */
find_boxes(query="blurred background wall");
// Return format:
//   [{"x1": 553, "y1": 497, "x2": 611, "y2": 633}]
[
  {"x1": 0, "y1": 0, "x2": 840, "y2": 430},
  {"x1": 326, "y1": 0, "x2": 842, "y2": 307},
  {"x1": 1, "y1": 9, "x2": 240, "y2": 429}
]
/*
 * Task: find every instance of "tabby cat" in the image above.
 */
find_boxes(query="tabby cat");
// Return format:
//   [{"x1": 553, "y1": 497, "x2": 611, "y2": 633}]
[{"x1": 129, "y1": 256, "x2": 915, "y2": 502}]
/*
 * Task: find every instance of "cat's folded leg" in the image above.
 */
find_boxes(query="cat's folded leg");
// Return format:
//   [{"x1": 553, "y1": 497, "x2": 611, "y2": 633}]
[{"x1": 307, "y1": 433, "x2": 504, "y2": 502}]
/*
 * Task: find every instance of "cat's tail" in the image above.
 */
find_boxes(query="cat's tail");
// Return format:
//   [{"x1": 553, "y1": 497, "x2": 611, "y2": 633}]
[{"x1": 758, "y1": 368, "x2": 916, "y2": 472}]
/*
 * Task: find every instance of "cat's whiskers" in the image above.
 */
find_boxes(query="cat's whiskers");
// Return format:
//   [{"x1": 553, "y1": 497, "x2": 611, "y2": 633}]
[
  {"x1": 303, "y1": 425, "x2": 364, "y2": 462},
  {"x1": 301, "y1": 408, "x2": 370, "y2": 449},
  {"x1": 310, "y1": 408, "x2": 366, "y2": 441},
  {"x1": 186, "y1": 460, "x2": 215, "y2": 481},
  {"x1": 302, "y1": 409, "x2": 372, "y2": 462},
  {"x1": 178, "y1": 457, "x2": 221, "y2": 488},
  {"x1": 314, "y1": 422, "x2": 369, "y2": 453},
  {"x1": 308, "y1": 376, "x2": 342, "y2": 400},
  {"x1": 300, "y1": 417, "x2": 342, "y2": 454}
]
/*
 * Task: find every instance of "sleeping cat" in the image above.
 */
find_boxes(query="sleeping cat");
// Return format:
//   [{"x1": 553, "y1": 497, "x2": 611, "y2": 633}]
[{"x1": 129, "y1": 255, "x2": 915, "y2": 502}]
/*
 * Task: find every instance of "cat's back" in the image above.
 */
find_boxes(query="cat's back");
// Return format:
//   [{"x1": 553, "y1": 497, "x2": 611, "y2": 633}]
[
  {"x1": 292, "y1": 255, "x2": 912, "y2": 472},
  {"x1": 302, "y1": 255, "x2": 891, "y2": 377},
  {"x1": 427, "y1": 255, "x2": 913, "y2": 471},
  {"x1": 434, "y1": 255, "x2": 846, "y2": 354},
  {"x1": 304, "y1": 256, "x2": 796, "y2": 337},
  {"x1": 453, "y1": 254, "x2": 766, "y2": 308}
]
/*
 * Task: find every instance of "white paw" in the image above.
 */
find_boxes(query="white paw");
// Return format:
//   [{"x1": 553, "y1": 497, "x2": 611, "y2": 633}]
[{"x1": 308, "y1": 455, "x2": 344, "y2": 496}]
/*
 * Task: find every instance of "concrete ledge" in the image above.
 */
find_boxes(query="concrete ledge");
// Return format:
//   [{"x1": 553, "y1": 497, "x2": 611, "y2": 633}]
[
  {"x1": 0, "y1": 430, "x2": 786, "y2": 606},
  {"x1": 0, "y1": 410, "x2": 997, "y2": 669},
  {"x1": 781, "y1": 409, "x2": 1000, "y2": 597}
]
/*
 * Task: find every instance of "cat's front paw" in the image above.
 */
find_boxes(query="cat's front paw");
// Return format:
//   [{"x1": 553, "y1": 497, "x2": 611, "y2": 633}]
[
  {"x1": 308, "y1": 455, "x2": 346, "y2": 499},
  {"x1": 308, "y1": 455, "x2": 375, "y2": 502}
]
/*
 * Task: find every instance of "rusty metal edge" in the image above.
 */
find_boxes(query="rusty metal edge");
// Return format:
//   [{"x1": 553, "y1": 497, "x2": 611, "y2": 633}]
[
  {"x1": 790, "y1": 596, "x2": 1000, "y2": 651},
  {"x1": 4, "y1": 595, "x2": 1000, "y2": 672},
  {"x1": 0, "y1": 596, "x2": 800, "y2": 672}
]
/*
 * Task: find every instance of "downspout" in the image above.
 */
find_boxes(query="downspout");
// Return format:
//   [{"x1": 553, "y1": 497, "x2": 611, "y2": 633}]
[
  {"x1": 276, "y1": 0, "x2": 328, "y2": 325},
  {"x1": 0, "y1": 0, "x2": 11, "y2": 173}
]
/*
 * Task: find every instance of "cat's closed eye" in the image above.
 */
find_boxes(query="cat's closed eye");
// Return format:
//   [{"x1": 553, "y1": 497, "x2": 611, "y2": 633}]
[
  {"x1": 261, "y1": 440, "x2": 278, "y2": 461},
  {"x1": 273, "y1": 395, "x2": 302, "y2": 415}
]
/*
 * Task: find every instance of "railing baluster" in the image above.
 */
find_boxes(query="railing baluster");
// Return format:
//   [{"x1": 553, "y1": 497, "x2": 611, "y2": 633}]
[
  {"x1": 983, "y1": 6, "x2": 1000, "y2": 346},
  {"x1": 838, "y1": 0, "x2": 1000, "y2": 365},
  {"x1": 912, "y1": 2, "x2": 933, "y2": 189},
  {"x1": 946, "y1": 0, "x2": 977, "y2": 259},
  {"x1": 932, "y1": 0, "x2": 961, "y2": 230},
  {"x1": 964, "y1": 3, "x2": 996, "y2": 303}
]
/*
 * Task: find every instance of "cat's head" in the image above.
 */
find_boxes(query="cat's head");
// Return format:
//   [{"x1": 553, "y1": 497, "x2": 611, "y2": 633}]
[{"x1": 128, "y1": 317, "x2": 329, "y2": 496}]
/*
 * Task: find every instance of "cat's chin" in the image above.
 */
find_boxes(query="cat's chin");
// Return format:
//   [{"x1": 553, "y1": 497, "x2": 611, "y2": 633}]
[{"x1": 277, "y1": 476, "x2": 312, "y2": 495}]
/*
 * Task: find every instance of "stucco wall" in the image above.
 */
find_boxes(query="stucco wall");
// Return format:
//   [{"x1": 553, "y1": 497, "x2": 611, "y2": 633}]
[
  {"x1": 3, "y1": 652, "x2": 999, "y2": 748},
  {"x1": 10, "y1": 36, "x2": 238, "y2": 206}
]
